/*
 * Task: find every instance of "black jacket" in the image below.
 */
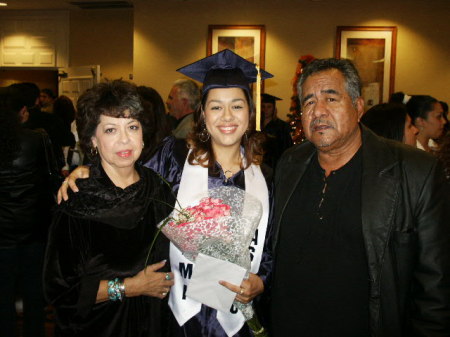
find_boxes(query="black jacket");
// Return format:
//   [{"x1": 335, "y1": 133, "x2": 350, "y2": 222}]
[
  {"x1": 0, "y1": 128, "x2": 60, "y2": 248},
  {"x1": 272, "y1": 126, "x2": 450, "y2": 336}
]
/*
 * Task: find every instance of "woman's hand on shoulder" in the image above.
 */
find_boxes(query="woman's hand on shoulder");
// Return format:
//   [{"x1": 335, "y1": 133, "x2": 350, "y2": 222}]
[
  {"x1": 124, "y1": 260, "x2": 174, "y2": 299},
  {"x1": 219, "y1": 272, "x2": 264, "y2": 304},
  {"x1": 57, "y1": 165, "x2": 91, "y2": 204}
]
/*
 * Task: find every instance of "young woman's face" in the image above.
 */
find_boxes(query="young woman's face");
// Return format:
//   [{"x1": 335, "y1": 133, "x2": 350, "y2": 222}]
[
  {"x1": 203, "y1": 87, "x2": 250, "y2": 151},
  {"x1": 91, "y1": 113, "x2": 143, "y2": 173},
  {"x1": 403, "y1": 114, "x2": 419, "y2": 146},
  {"x1": 418, "y1": 102, "x2": 447, "y2": 139}
]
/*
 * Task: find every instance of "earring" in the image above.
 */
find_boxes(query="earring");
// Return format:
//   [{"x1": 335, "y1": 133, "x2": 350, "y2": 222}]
[
  {"x1": 199, "y1": 123, "x2": 210, "y2": 143},
  {"x1": 142, "y1": 141, "x2": 145, "y2": 148},
  {"x1": 90, "y1": 146, "x2": 98, "y2": 156}
]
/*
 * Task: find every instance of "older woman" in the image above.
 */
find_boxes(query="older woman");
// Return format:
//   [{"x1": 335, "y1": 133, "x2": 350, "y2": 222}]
[
  {"x1": 406, "y1": 95, "x2": 447, "y2": 152},
  {"x1": 44, "y1": 80, "x2": 174, "y2": 337}
]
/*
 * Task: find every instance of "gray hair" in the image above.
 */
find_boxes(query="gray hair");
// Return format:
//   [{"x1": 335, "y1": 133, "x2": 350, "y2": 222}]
[
  {"x1": 297, "y1": 58, "x2": 362, "y2": 105},
  {"x1": 173, "y1": 79, "x2": 201, "y2": 111}
]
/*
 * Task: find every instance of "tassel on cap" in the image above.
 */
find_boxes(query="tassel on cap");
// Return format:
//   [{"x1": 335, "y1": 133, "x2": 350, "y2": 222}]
[{"x1": 255, "y1": 65, "x2": 261, "y2": 131}]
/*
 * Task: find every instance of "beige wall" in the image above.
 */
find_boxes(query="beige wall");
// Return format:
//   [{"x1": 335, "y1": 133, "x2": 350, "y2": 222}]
[
  {"x1": 70, "y1": 9, "x2": 133, "y2": 81},
  {"x1": 134, "y1": 0, "x2": 450, "y2": 118}
]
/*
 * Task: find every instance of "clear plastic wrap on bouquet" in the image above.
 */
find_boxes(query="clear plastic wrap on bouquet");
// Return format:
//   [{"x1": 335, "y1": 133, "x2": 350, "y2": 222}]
[
  {"x1": 156, "y1": 185, "x2": 268, "y2": 335},
  {"x1": 159, "y1": 186, "x2": 262, "y2": 271}
]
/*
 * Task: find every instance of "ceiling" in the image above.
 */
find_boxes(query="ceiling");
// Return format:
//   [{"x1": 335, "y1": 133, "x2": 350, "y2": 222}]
[{"x1": 0, "y1": 0, "x2": 135, "y2": 10}]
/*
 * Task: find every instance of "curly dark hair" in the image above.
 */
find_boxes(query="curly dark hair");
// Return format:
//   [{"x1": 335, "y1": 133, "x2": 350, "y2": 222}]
[
  {"x1": 187, "y1": 88, "x2": 265, "y2": 169},
  {"x1": 76, "y1": 80, "x2": 155, "y2": 162},
  {"x1": 0, "y1": 86, "x2": 23, "y2": 167}
]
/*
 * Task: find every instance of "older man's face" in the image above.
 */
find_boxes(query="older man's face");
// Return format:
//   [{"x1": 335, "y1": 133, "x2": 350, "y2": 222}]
[
  {"x1": 166, "y1": 86, "x2": 185, "y2": 120},
  {"x1": 300, "y1": 69, "x2": 364, "y2": 153}
]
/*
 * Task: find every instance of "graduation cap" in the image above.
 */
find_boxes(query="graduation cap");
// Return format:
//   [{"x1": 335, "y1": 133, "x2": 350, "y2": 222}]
[
  {"x1": 261, "y1": 93, "x2": 282, "y2": 105},
  {"x1": 177, "y1": 49, "x2": 273, "y2": 95},
  {"x1": 177, "y1": 49, "x2": 273, "y2": 130}
]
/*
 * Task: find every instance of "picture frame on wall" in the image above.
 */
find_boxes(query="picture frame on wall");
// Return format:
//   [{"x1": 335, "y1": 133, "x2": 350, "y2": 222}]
[
  {"x1": 207, "y1": 25, "x2": 266, "y2": 69},
  {"x1": 336, "y1": 26, "x2": 397, "y2": 109}
]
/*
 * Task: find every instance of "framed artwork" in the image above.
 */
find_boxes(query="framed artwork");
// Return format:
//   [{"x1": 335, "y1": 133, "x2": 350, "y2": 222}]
[
  {"x1": 336, "y1": 26, "x2": 397, "y2": 109},
  {"x1": 207, "y1": 25, "x2": 266, "y2": 69}
]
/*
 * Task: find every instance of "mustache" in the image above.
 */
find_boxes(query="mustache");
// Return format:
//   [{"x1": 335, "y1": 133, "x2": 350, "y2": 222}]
[{"x1": 309, "y1": 118, "x2": 335, "y2": 130}]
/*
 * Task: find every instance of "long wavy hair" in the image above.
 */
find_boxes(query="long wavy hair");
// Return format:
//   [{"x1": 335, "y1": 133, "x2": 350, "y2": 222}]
[
  {"x1": 0, "y1": 87, "x2": 23, "y2": 168},
  {"x1": 187, "y1": 88, "x2": 265, "y2": 169}
]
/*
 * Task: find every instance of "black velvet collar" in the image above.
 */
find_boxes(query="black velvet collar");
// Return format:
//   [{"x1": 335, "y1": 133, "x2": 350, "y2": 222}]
[{"x1": 61, "y1": 164, "x2": 154, "y2": 229}]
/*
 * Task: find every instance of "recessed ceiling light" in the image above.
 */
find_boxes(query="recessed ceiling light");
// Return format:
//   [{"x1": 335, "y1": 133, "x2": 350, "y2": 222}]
[{"x1": 0, "y1": 2, "x2": 8, "y2": 6}]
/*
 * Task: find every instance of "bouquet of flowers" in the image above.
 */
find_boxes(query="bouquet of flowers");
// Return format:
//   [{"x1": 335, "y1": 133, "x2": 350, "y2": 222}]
[{"x1": 149, "y1": 185, "x2": 268, "y2": 336}]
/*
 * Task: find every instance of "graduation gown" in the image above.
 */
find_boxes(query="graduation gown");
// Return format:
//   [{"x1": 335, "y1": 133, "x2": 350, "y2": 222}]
[{"x1": 146, "y1": 137, "x2": 274, "y2": 337}]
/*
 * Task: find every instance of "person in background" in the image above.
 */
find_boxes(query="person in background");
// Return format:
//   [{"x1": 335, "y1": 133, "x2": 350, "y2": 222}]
[
  {"x1": 270, "y1": 58, "x2": 450, "y2": 336},
  {"x1": 19, "y1": 83, "x2": 73, "y2": 171},
  {"x1": 389, "y1": 91, "x2": 411, "y2": 105},
  {"x1": 438, "y1": 101, "x2": 449, "y2": 137},
  {"x1": 43, "y1": 80, "x2": 175, "y2": 337},
  {"x1": 361, "y1": 103, "x2": 418, "y2": 146},
  {"x1": 52, "y1": 95, "x2": 76, "y2": 175},
  {"x1": 39, "y1": 88, "x2": 56, "y2": 113},
  {"x1": 406, "y1": 95, "x2": 447, "y2": 152},
  {"x1": 260, "y1": 93, "x2": 293, "y2": 168},
  {"x1": 436, "y1": 132, "x2": 450, "y2": 180},
  {"x1": 166, "y1": 79, "x2": 201, "y2": 139},
  {"x1": 137, "y1": 85, "x2": 173, "y2": 159},
  {"x1": 0, "y1": 85, "x2": 60, "y2": 337}
]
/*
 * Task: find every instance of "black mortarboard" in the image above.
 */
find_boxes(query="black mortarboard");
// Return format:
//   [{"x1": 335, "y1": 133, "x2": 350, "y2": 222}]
[
  {"x1": 176, "y1": 49, "x2": 273, "y2": 95},
  {"x1": 261, "y1": 93, "x2": 282, "y2": 105}
]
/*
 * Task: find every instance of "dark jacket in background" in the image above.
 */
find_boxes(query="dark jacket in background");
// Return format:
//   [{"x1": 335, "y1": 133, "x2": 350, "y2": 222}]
[
  {"x1": 23, "y1": 107, "x2": 75, "y2": 170},
  {"x1": 271, "y1": 126, "x2": 450, "y2": 336},
  {"x1": 0, "y1": 128, "x2": 59, "y2": 248}
]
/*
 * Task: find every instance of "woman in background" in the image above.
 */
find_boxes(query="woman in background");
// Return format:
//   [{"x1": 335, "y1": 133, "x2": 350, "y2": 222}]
[
  {"x1": 361, "y1": 103, "x2": 418, "y2": 146},
  {"x1": 406, "y1": 95, "x2": 447, "y2": 152}
]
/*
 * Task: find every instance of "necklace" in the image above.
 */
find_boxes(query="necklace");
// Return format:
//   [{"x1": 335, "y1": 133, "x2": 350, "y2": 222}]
[{"x1": 223, "y1": 169, "x2": 234, "y2": 180}]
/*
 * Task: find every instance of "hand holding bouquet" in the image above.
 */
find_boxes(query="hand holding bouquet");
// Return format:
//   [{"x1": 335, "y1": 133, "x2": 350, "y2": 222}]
[{"x1": 150, "y1": 186, "x2": 268, "y2": 336}]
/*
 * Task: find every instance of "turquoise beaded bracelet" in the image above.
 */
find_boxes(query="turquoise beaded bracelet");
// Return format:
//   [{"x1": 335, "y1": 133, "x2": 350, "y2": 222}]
[{"x1": 107, "y1": 278, "x2": 125, "y2": 301}]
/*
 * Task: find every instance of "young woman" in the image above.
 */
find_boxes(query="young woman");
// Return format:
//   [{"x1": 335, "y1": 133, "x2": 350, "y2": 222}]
[
  {"x1": 59, "y1": 50, "x2": 274, "y2": 337},
  {"x1": 406, "y1": 95, "x2": 447, "y2": 152}
]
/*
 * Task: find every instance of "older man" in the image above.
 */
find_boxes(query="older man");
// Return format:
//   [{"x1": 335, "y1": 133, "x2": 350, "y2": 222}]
[
  {"x1": 270, "y1": 58, "x2": 450, "y2": 336},
  {"x1": 166, "y1": 79, "x2": 201, "y2": 139}
]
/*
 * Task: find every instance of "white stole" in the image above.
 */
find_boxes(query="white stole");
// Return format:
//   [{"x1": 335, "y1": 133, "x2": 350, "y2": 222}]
[{"x1": 168, "y1": 152, "x2": 269, "y2": 336}]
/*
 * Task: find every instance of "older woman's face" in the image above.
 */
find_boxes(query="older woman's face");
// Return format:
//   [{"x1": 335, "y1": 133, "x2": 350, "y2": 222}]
[
  {"x1": 91, "y1": 113, "x2": 143, "y2": 172},
  {"x1": 204, "y1": 87, "x2": 249, "y2": 151}
]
